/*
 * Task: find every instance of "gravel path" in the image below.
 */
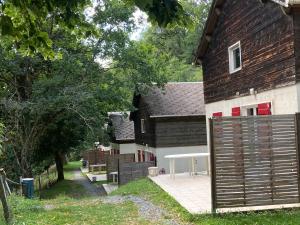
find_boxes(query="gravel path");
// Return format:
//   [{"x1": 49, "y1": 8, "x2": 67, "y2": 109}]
[
  {"x1": 72, "y1": 170, "x2": 183, "y2": 224},
  {"x1": 73, "y1": 169, "x2": 106, "y2": 196},
  {"x1": 101, "y1": 195, "x2": 182, "y2": 225}
]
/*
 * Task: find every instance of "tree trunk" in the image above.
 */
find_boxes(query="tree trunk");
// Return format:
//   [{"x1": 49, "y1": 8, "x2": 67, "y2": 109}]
[{"x1": 55, "y1": 152, "x2": 64, "y2": 181}]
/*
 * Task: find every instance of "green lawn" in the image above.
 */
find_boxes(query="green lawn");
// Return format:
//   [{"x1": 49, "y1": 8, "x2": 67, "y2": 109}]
[
  {"x1": 112, "y1": 179, "x2": 300, "y2": 225},
  {"x1": 2, "y1": 162, "x2": 300, "y2": 225},
  {"x1": 0, "y1": 162, "x2": 149, "y2": 225}
]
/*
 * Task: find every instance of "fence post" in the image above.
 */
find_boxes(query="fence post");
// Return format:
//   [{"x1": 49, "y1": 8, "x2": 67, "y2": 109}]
[
  {"x1": 39, "y1": 176, "x2": 42, "y2": 200},
  {"x1": 19, "y1": 177, "x2": 23, "y2": 196},
  {"x1": 209, "y1": 118, "x2": 217, "y2": 214},
  {"x1": 117, "y1": 159, "x2": 120, "y2": 186},
  {"x1": 0, "y1": 170, "x2": 12, "y2": 224}
]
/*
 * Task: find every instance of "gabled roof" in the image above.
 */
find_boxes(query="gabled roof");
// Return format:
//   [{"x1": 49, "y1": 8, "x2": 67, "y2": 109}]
[
  {"x1": 195, "y1": 0, "x2": 299, "y2": 64},
  {"x1": 132, "y1": 82, "x2": 205, "y2": 118},
  {"x1": 195, "y1": 0, "x2": 225, "y2": 64},
  {"x1": 108, "y1": 112, "x2": 135, "y2": 142}
]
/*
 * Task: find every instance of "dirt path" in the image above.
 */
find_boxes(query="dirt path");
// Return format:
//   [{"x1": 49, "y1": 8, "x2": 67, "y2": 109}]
[
  {"x1": 73, "y1": 169, "x2": 106, "y2": 197},
  {"x1": 101, "y1": 195, "x2": 183, "y2": 225},
  {"x1": 72, "y1": 170, "x2": 183, "y2": 224}
]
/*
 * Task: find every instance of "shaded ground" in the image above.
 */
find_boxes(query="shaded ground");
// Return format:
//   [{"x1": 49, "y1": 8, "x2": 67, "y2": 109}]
[{"x1": 73, "y1": 169, "x2": 106, "y2": 196}]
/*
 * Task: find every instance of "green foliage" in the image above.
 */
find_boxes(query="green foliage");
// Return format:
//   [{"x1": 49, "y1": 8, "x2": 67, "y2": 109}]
[
  {"x1": 0, "y1": 123, "x2": 4, "y2": 153},
  {"x1": 0, "y1": 0, "x2": 94, "y2": 59},
  {"x1": 137, "y1": 0, "x2": 211, "y2": 82},
  {"x1": 128, "y1": 0, "x2": 190, "y2": 27},
  {"x1": 0, "y1": 0, "x2": 188, "y2": 58},
  {"x1": 0, "y1": 0, "x2": 171, "y2": 179}
]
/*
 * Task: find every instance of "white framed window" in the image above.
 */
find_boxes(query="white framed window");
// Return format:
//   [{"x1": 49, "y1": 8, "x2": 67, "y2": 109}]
[
  {"x1": 228, "y1": 41, "x2": 242, "y2": 74},
  {"x1": 141, "y1": 119, "x2": 145, "y2": 133}
]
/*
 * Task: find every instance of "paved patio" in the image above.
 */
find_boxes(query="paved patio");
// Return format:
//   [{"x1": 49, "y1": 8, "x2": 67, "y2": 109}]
[
  {"x1": 86, "y1": 173, "x2": 106, "y2": 182},
  {"x1": 150, "y1": 173, "x2": 211, "y2": 214}
]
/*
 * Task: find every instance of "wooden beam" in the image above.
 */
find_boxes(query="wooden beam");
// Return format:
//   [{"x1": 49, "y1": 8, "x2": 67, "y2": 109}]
[{"x1": 0, "y1": 171, "x2": 12, "y2": 224}]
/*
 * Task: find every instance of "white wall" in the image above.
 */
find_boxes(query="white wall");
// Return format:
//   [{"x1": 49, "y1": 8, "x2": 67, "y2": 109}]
[
  {"x1": 205, "y1": 84, "x2": 299, "y2": 118},
  {"x1": 156, "y1": 146, "x2": 208, "y2": 174},
  {"x1": 205, "y1": 83, "x2": 300, "y2": 160},
  {"x1": 136, "y1": 144, "x2": 208, "y2": 174},
  {"x1": 111, "y1": 142, "x2": 138, "y2": 161},
  {"x1": 120, "y1": 143, "x2": 138, "y2": 161}
]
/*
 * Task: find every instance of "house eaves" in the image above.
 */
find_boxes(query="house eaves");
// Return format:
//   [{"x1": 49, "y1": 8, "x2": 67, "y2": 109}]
[{"x1": 195, "y1": 0, "x2": 300, "y2": 65}]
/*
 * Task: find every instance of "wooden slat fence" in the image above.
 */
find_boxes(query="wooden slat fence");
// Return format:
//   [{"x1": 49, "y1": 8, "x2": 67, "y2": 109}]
[
  {"x1": 118, "y1": 161, "x2": 155, "y2": 185},
  {"x1": 210, "y1": 114, "x2": 300, "y2": 211},
  {"x1": 82, "y1": 150, "x2": 107, "y2": 165}
]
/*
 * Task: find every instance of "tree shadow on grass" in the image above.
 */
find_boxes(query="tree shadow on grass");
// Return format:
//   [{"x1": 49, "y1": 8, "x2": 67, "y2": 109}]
[{"x1": 40, "y1": 179, "x2": 90, "y2": 200}]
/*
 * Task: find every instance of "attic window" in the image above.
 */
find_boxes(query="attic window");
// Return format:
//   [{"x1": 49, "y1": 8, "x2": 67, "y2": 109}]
[
  {"x1": 141, "y1": 119, "x2": 145, "y2": 133},
  {"x1": 228, "y1": 41, "x2": 242, "y2": 74}
]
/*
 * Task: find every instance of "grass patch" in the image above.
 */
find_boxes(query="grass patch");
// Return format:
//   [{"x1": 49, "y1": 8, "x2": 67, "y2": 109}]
[
  {"x1": 0, "y1": 161, "x2": 150, "y2": 225},
  {"x1": 111, "y1": 178, "x2": 300, "y2": 225},
  {"x1": 6, "y1": 194, "x2": 149, "y2": 225},
  {"x1": 41, "y1": 161, "x2": 88, "y2": 199},
  {"x1": 3, "y1": 162, "x2": 300, "y2": 225}
]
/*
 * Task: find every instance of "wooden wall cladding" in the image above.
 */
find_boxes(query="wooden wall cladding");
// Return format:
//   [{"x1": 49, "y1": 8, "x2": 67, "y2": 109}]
[
  {"x1": 202, "y1": 0, "x2": 295, "y2": 104},
  {"x1": 118, "y1": 161, "x2": 155, "y2": 185},
  {"x1": 106, "y1": 154, "x2": 135, "y2": 183},
  {"x1": 210, "y1": 114, "x2": 300, "y2": 210},
  {"x1": 155, "y1": 117, "x2": 207, "y2": 147},
  {"x1": 133, "y1": 98, "x2": 156, "y2": 147}
]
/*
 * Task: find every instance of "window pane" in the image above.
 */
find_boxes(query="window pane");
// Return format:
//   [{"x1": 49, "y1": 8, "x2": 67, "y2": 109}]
[{"x1": 233, "y1": 48, "x2": 241, "y2": 69}]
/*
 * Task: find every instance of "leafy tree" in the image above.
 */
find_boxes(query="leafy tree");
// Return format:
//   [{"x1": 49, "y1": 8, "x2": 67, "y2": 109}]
[
  {"x1": 0, "y1": 0, "x2": 171, "y2": 180},
  {"x1": 0, "y1": 0, "x2": 187, "y2": 58},
  {"x1": 140, "y1": 0, "x2": 211, "y2": 82}
]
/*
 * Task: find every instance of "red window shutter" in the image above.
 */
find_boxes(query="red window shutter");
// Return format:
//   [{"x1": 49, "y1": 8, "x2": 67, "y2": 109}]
[
  {"x1": 142, "y1": 151, "x2": 145, "y2": 162},
  {"x1": 138, "y1": 150, "x2": 141, "y2": 162},
  {"x1": 213, "y1": 112, "x2": 223, "y2": 117},
  {"x1": 258, "y1": 103, "x2": 271, "y2": 115},
  {"x1": 150, "y1": 153, "x2": 155, "y2": 161},
  {"x1": 232, "y1": 107, "x2": 241, "y2": 116}
]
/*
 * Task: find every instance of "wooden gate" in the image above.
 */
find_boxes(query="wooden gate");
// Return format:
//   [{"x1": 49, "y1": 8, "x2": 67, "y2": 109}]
[{"x1": 210, "y1": 114, "x2": 300, "y2": 211}]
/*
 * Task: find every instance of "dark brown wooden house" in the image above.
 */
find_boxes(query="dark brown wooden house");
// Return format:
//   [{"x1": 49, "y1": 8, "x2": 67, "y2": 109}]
[
  {"x1": 196, "y1": 0, "x2": 300, "y2": 118},
  {"x1": 130, "y1": 82, "x2": 207, "y2": 173}
]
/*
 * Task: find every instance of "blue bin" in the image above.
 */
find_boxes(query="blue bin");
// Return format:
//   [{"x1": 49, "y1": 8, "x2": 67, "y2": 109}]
[{"x1": 22, "y1": 178, "x2": 34, "y2": 199}]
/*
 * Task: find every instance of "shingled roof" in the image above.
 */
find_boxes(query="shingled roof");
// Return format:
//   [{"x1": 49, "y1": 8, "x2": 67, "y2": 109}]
[
  {"x1": 133, "y1": 82, "x2": 205, "y2": 118},
  {"x1": 108, "y1": 112, "x2": 135, "y2": 142}
]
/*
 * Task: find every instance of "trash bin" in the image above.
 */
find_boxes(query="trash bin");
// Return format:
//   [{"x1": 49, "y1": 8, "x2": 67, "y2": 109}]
[
  {"x1": 82, "y1": 160, "x2": 87, "y2": 168},
  {"x1": 22, "y1": 178, "x2": 34, "y2": 199}
]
